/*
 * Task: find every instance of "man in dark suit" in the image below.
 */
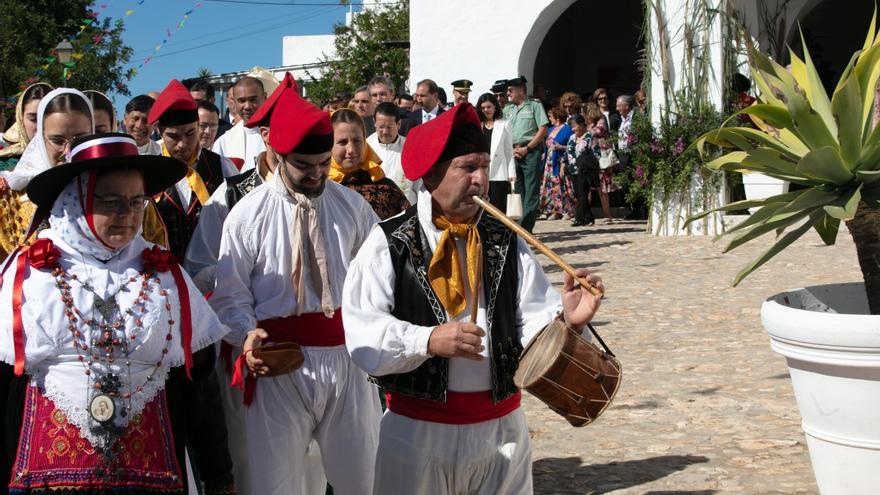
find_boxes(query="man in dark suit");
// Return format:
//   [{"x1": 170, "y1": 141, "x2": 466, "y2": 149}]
[{"x1": 407, "y1": 79, "x2": 445, "y2": 128}]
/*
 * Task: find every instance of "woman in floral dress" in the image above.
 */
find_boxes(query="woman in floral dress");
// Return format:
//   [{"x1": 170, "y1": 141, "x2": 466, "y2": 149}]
[{"x1": 539, "y1": 107, "x2": 574, "y2": 219}]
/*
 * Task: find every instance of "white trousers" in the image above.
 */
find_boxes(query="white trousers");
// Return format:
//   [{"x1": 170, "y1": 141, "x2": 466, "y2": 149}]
[
  {"x1": 245, "y1": 345, "x2": 381, "y2": 495},
  {"x1": 374, "y1": 408, "x2": 533, "y2": 495},
  {"x1": 218, "y1": 348, "x2": 328, "y2": 495}
]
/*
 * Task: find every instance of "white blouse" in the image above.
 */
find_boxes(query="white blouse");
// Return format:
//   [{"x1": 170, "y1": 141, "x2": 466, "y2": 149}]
[
  {"x1": 0, "y1": 230, "x2": 228, "y2": 449},
  {"x1": 342, "y1": 186, "x2": 562, "y2": 392},
  {"x1": 210, "y1": 177, "x2": 379, "y2": 346}
]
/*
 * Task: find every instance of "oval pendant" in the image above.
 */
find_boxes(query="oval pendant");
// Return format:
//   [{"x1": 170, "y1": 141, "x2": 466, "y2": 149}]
[{"x1": 89, "y1": 394, "x2": 115, "y2": 423}]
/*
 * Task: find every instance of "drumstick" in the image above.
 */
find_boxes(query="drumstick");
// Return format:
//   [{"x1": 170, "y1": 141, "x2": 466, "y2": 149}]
[{"x1": 472, "y1": 195, "x2": 604, "y2": 297}]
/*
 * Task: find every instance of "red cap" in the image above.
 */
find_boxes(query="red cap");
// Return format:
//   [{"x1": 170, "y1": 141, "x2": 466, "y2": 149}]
[
  {"x1": 402, "y1": 102, "x2": 484, "y2": 181},
  {"x1": 148, "y1": 79, "x2": 198, "y2": 126},
  {"x1": 246, "y1": 72, "x2": 298, "y2": 128},
  {"x1": 268, "y1": 84, "x2": 333, "y2": 155}
]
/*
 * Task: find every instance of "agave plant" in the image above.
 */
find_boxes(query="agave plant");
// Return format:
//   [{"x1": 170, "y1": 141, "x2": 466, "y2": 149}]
[{"x1": 687, "y1": 16, "x2": 880, "y2": 314}]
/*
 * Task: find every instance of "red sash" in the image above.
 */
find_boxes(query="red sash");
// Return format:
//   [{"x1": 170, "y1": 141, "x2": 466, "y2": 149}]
[
  {"x1": 386, "y1": 390, "x2": 521, "y2": 425},
  {"x1": 231, "y1": 311, "x2": 344, "y2": 406}
]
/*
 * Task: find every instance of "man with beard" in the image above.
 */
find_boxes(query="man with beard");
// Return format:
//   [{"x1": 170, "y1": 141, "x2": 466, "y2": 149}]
[
  {"x1": 211, "y1": 82, "x2": 381, "y2": 495},
  {"x1": 124, "y1": 94, "x2": 161, "y2": 155},
  {"x1": 212, "y1": 76, "x2": 267, "y2": 171},
  {"x1": 149, "y1": 79, "x2": 238, "y2": 259}
]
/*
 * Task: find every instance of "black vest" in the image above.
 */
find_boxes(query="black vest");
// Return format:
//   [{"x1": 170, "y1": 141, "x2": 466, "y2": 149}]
[
  {"x1": 154, "y1": 149, "x2": 225, "y2": 259},
  {"x1": 376, "y1": 207, "x2": 521, "y2": 403},
  {"x1": 223, "y1": 168, "x2": 263, "y2": 209}
]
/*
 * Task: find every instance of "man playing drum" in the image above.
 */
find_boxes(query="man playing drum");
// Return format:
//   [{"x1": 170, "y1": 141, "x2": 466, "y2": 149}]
[{"x1": 342, "y1": 102, "x2": 605, "y2": 494}]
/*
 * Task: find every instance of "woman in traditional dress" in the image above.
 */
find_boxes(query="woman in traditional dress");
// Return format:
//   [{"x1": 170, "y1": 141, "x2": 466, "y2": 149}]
[
  {"x1": 0, "y1": 88, "x2": 94, "y2": 260},
  {"x1": 0, "y1": 133, "x2": 233, "y2": 494},
  {"x1": 538, "y1": 107, "x2": 574, "y2": 219},
  {"x1": 329, "y1": 108, "x2": 409, "y2": 220},
  {"x1": 85, "y1": 90, "x2": 118, "y2": 133},
  {"x1": 0, "y1": 83, "x2": 53, "y2": 172}
]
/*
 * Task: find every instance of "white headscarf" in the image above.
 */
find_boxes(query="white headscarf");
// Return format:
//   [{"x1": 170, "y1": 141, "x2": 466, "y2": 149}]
[
  {"x1": 4, "y1": 88, "x2": 93, "y2": 192},
  {"x1": 48, "y1": 171, "x2": 142, "y2": 262}
]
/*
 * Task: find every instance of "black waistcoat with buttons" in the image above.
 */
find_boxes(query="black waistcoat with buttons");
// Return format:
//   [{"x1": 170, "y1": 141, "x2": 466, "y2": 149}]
[
  {"x1": 154, "y1": 149, "x2": 225, "y2": 259},
  {"x1": 376, "y1": 206, "x2": 522, "y2": 403}
]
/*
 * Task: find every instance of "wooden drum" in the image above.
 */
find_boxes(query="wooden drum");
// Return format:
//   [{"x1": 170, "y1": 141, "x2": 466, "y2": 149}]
[{"x1": 514, "y1": 319, "x2": 621, "y2": 427}]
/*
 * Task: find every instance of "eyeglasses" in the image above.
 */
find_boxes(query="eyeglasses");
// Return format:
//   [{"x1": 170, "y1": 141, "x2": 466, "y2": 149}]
[
  {"x1": 198, "y1": 123, "x2": 219, "y2": 131},
  {"x1": 45, "y1": 135, "x2": 83, "y2": 151},
  {"x1": 597, "y1": 96, "x2": 608, "y2": 101},
  {"x1": 93, "y1": 194, "x2": 150, "y2": 214}
]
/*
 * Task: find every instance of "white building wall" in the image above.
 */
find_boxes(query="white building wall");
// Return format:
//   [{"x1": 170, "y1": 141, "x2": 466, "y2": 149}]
[
  {"x1": 281, "y1": 34, "x2": 336, "y2": 67},
  {"x1": 410, "y1": 0, "x2": 576, "y2": 98}
]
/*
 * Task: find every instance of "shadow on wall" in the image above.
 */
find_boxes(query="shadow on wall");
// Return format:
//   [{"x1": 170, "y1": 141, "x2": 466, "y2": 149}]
[{"x1": 533, "y1": 454, "x2": 710, "y2": 494}]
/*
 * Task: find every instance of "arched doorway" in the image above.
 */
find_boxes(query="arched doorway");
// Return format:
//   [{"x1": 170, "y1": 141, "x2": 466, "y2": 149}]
[
  {"x1": 789, "y1": 0, "x2": 874, "y2": 93},
  {"x1": 529, "y1": 0, "x2": 645, "y2": 103}
]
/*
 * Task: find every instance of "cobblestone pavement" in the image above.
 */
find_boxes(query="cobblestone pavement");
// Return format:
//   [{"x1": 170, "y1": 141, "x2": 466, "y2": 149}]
[{"x1": 526, "y1": 217, "x2": 862, "y2": 495}]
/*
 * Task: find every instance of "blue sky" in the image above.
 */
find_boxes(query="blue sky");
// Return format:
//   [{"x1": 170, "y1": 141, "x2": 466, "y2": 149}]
[{"x1": 100, "y1": 0, "x2": 355, "y2": 116}]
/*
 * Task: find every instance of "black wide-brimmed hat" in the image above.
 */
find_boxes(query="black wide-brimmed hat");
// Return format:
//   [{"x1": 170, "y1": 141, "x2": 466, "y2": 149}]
[{"x1": 27, "y1": 133, "x2": 187, "y2": 209}]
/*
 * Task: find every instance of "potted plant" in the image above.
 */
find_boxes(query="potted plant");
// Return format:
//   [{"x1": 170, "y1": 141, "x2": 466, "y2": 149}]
[{"x1": 687, "y1": 20, "x2": 880, "y2": 494}]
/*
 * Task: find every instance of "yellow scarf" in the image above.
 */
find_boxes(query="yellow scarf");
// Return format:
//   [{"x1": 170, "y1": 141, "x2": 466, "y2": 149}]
[
  {"x1": 328, "y1": 108, "x2": 385, "y2": 183},
  {"x1": 0, "y1": 82, "x2": 54, "y2": 159},
  {"x1": 161, "y1": 144, "x2": 210, "y2": 205},
  {"x1": 428, "y1": 216, "x2": 482, "y2": 317},
  {"x1": 329, "y1": 145, "x2": 385, "y2": 183}
]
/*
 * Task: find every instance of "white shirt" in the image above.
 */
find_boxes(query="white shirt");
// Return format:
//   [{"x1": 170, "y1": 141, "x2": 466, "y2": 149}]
[
  {"x1": 342, "y1": 186, "x2": 562, "y2": 392},
  {"x1": 211, "y1": 122, "x2": 265, "y2": 172},
  {"x1": 184, "y1": 158, "x2": 274, "y2": 294},
  {"x1": 0, "y1": 231, "x2": 227, "y2": 449},
  {"x1": 366, "y1": 132, "x2": 419, "y2": 204},
  {"x1": 211, "y1": 178, "x2": 379, "y2": 346},
  {"x1": 138, "y1": 139, "x2": 162, "y2": 156},
  {"x1": 421, "y1": 105, "x2": 439, "y2": 122}
]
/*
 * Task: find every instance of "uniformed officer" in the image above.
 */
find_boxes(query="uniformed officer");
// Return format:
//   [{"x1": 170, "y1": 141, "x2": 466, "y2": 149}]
[{"x1": 503, "y1": 75, "x2": 548, "y2": 232}]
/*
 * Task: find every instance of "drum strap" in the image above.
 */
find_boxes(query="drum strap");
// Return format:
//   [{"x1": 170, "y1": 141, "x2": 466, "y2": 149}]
[{"x1": 586, "y1": 323, "x2": 615, "y2": 357}]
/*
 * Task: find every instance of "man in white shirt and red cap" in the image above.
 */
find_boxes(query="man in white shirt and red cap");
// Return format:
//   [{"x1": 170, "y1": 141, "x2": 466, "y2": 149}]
[
  {"x1": 211, "y1": 82, "x2": 381, "y2": 495},
  {"x1": 342, "y1": 102, "x2": 605, "y2": 494}
]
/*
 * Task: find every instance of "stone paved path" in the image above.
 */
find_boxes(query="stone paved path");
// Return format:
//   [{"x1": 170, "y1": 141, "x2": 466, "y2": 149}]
[{"x1": 526, "y1": 217, "x2": 862, "y2": 494}]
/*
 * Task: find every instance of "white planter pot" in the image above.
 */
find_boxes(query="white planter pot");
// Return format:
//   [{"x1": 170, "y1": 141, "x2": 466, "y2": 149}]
[
  {"x1": 742, "y1": 173, "x2": 787, "y2": 213},
  {"x1": 761, "y1": 283, "x2": 880, "y2": 494}
]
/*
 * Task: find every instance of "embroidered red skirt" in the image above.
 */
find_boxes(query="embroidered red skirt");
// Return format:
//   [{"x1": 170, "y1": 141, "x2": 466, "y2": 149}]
[{"x1": 8, "y1": 385, "x2": 184, "y2": 494}]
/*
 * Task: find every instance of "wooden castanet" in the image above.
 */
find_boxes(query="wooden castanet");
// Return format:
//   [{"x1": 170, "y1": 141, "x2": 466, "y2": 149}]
[{"x1": 514, "y1": 319, "x2": 621, "y2": 427}]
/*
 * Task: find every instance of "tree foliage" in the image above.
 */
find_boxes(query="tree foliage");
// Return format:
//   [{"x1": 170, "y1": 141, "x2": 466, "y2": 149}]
[
  {"x1": 0, "y1": 0, "x2": 134, "y2": 111},
  {"x1": 303, "y1": 1, "x2": 409, "y2": 104}
]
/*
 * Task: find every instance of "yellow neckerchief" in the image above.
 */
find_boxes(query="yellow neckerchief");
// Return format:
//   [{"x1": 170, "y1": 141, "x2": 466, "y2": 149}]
[
  {"x1": 328, "y1": 108, "x2": 385, "y2": 183},
  {"x1": 428, "y1": 214, "x2": 482, "y2": 318},
  {"x1": 161, "y1": 143, "x2": 210, "y2": 205},
  {"x1": 0, "y1": 82, "x2": 54, "y2": 159}
]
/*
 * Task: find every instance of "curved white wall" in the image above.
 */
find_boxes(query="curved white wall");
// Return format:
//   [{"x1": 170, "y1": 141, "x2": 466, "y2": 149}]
[{"x1": 410, "y1": 0, "x2": 573, "y2": 98}]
